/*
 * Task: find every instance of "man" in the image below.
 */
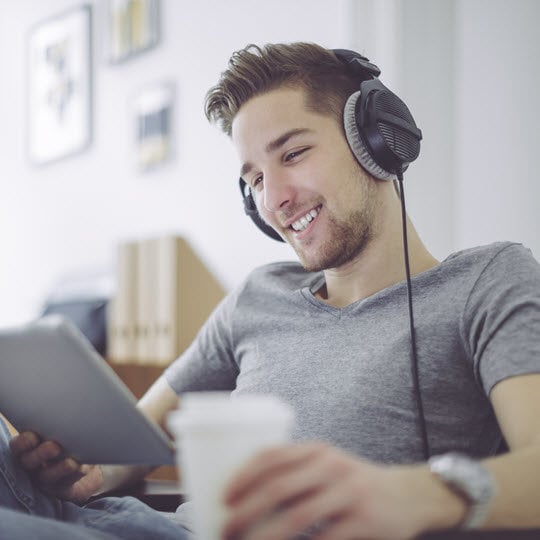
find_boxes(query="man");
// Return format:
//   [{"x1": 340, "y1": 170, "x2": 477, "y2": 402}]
[{"x1": 7, "y1": 42, "x2": 540, "y2": 539}]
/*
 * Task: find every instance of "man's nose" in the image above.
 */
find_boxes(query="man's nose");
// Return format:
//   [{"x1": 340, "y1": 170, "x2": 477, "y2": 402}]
[{"x1": 262, "y1": 170, "x2": 295, "y2": 213}]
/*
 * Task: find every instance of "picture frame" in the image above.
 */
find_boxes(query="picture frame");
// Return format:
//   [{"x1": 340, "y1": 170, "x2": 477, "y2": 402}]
[
  {"x1": 108, "y1": 0, "x2": 160, "y2": 64},
  {"x1": 27, "y1": 5, "x2": 92, "y2": 165},
  {"x1": 132, "y1": 82, "x2": 175, "y2": 171}
]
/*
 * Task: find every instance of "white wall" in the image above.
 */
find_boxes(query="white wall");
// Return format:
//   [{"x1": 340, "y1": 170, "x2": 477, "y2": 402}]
[
  {"x1": 1, "y1": 0, "x2": 539, "y2": 327},
  {"x1": 352, "y1": 0, "x2": 457, "y2": 261},
  {"x1": 0, "y1": 0, "x2": 354, "y2": 325},
  {"x1": 454, "y1": 0, "x2": 540, "y2": 254},
  {"x1": 354, "y1": 0, "x2": 540, "y2": 261}
]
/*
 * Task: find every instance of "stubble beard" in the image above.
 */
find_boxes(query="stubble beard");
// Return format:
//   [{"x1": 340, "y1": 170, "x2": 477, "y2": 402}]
[{"x1": 293, "y1": 176, "x2": 378, "y2": 273}]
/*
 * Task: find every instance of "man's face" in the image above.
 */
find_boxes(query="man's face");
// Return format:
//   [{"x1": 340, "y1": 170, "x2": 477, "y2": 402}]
[{"x1": 232, "y1": 87, "x2": 379, "y2": 272}]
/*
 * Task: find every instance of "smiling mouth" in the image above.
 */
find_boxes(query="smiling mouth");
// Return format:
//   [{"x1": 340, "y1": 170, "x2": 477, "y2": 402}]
[{"x1": 290, "y1": 206, "x2": 321, "y2": 232}]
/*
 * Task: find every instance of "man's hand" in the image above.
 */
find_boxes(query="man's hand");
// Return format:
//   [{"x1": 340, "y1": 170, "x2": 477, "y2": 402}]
[
  {"x1": 222, "y1": 443, "x2": 466, "y2": 540},
  {"x1": 9, "y1": 431, "x2": 103, "y2": 505}
]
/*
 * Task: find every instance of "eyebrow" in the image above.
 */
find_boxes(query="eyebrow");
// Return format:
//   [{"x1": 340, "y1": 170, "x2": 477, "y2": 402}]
[{"x1": 239, "y1": 128, "x2": 313, "y2": 179}]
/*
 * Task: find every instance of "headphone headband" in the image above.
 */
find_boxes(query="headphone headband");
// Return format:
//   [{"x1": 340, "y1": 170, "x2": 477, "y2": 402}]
[{"x1": 332, "y1": 49, "x2": 381, "y2": 78}]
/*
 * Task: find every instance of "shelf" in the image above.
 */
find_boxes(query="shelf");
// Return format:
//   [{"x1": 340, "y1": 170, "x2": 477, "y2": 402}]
[{"x1": 107, "y1": 361, "x2": 166, "y2": 399}]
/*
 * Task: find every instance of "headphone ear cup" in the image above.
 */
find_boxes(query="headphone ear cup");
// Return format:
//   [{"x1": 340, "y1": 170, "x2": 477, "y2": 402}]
[
  {"x1": 345, "y1": 80, "x2": 422, "y2": 177},
  {"x1": 248, "y1": 208, "x2": 285, "y2": 242},
  {"x1": 239, "y1": 178, "x2": 285, "y2": 242},
  {"x1": 343, "y1": 90, "x2": 397, "y2": 181}
]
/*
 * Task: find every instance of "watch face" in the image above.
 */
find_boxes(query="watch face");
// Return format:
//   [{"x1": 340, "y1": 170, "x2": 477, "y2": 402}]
[{"x1": 429, "y1": 452, "x2": 495, "y2": 529}]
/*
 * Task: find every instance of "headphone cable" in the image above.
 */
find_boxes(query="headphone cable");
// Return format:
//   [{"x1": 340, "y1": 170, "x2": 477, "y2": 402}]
[{"x1": 396, "y1": 169, "x2": 430, "y2": 461}]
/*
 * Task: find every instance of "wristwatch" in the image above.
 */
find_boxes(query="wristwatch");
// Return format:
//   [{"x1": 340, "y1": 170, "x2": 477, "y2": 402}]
[{"x1": 428, "y1": 452, "x2": 496, "y2": 530}]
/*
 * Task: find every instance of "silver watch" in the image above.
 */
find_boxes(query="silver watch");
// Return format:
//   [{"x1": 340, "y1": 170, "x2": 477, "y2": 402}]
[{"x1": 428, "y1": 452, "x2": 496, "y2": 530}]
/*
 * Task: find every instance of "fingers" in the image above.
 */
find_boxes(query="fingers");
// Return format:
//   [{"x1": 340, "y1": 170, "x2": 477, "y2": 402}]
[
  {"x1": 18, "y1": 439, "x2": 63, "y2": 471},
  {"x1": 222, "y1": 442, "x2": 431, "y2": 540},
  {"x1": 224, "y1": 442, "x2": 328, "y2": 504},
  {"x1": 224, "y1": 463, "x2": 324, "y2": 537},
  {"x1": 9, "y1": 431, "x2": 99, "y2": 504},
  {"x1": 227, "y1": 483, "x2": 354, "y2": 540},
  {"x1": 10, "y1": 432, "x2": 63, "y2": 471},
  {"x1": 8, "y1": 431, "x2": 40, "y2": 457},
  {"x1": 311, "y1": 519, "x2": 366, "y2": 540},
  {"x1": 223, "y1": 443, "x2": 357, "y2": 540},
  {"x1": 37, "y1": 457, "x2": 82, "y2": 485},
  {"x1": 9, "y1": 432, "x2": 83, "y2": 486}
]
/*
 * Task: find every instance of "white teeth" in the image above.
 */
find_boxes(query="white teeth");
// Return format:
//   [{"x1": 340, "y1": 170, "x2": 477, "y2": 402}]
[{"x1": 291, "y1": 207, "x2": 320, "y2": 232}]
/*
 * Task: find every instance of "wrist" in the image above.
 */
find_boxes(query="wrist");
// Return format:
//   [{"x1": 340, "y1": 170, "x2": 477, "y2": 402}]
[
  {"x1": 99, "y1": 464, "x2": 153, "y2": 494},
  {"x1": 96, "y1": 464, "x2": 123, "y2": 495},
  {"x1": 388, "y1": 463, "x2": 467, "y2": 534},
  {"x1": 414, "y1": 464, "x2": 469, "y2": 531}
]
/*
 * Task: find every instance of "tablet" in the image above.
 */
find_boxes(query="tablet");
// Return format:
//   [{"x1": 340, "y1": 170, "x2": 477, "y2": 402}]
[{"x1": 0, "y1": 315, "x2": 175, "y2": 465}]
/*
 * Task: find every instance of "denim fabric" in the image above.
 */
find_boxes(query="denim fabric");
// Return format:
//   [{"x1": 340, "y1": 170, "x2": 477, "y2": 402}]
[{"x1": 0, "y1": 418, "x2": 192, "y2": 540}]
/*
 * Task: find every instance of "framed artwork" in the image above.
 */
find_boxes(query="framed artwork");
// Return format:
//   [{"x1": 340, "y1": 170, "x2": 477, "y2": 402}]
[
  {"x1": 109, "y1": 0, "x2": 160, "y2": 63},
  {"x1": 27, "y1": 5, "x2": 92, "y2": 165},
  {"x1": 132, "y1": 82, "x2": 174, "y2": 171}
]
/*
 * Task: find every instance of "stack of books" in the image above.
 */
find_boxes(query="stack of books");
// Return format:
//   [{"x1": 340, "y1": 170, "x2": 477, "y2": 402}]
[{"x1": 107, "y1": 235, "x2": 225, "y2": 366}]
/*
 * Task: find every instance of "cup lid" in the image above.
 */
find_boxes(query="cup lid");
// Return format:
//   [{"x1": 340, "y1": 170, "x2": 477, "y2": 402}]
[{"x1": 167, "y1": 392, "x2": 295, "y2": 433}]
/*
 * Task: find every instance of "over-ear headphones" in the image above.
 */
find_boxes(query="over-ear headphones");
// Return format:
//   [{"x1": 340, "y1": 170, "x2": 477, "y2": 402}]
[
  {"x1": 239, "y1": 48, "x2": 423, "y2": 242},
  {"x1": 239, "y1": 179, "x2": 284, "y2": 242}
]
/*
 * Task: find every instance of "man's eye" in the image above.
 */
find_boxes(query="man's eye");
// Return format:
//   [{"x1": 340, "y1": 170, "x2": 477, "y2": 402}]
[
  {"x1": 252, "y1": 175, "x2": 263, "y2": 189},
  {"x1": 285, "y1": 148, "x2": 308, "y2": 162}
]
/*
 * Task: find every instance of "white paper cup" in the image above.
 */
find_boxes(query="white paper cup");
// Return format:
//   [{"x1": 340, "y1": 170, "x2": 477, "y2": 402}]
[{"x1": 167, "y1": 392, "x2": 295, "y2": 540}]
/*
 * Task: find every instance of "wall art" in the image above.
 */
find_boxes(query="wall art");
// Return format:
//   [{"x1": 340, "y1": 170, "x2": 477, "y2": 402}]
[
  {"x1": 27, "y1": 5, "x2": 92, "y2": 164},
  {"x1": 132, "y1": 82, "x2": 174, "y2": 171},
  {"x1": 109, "y1": 0, "x2": 160, "y2": 63}
]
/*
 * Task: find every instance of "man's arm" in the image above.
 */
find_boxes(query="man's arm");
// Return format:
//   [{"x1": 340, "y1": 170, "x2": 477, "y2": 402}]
[
  {"x1": 221, "y1": 373, "x2": 540, "y2": 540},
  {"x1": 137, "y1": 374, "x2": 180, "y2": 435},
  {"x1": 10, "y1": 374, "x2": 180, "y2": 503},
  {"x1": 479, "y1": 372, "x2": 540, "y2": 528}
]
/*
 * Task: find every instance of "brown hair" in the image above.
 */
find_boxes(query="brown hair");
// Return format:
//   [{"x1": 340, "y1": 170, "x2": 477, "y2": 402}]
[{"x1": 204, "y1": 42, "x2": 367, "y2": 136}]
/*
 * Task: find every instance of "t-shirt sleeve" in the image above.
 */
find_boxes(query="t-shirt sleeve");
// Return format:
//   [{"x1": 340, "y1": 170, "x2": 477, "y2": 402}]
[
  {"x1": 463, "y1": 243, "x2": 540, "y2": 395},
  {"x1": 163, "y1": 286, "x2": 241, "y2": 395}
]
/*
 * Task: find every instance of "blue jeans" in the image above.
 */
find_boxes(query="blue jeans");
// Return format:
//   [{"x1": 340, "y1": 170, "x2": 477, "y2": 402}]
[{"x1": 0, "y1": 417, "x2": 193, "y2": 539}]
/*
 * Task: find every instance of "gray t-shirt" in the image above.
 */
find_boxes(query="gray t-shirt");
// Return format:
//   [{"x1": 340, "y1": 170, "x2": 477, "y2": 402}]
[{"x1": 165, "y1": 242, "x2": 540, "y2": 463}]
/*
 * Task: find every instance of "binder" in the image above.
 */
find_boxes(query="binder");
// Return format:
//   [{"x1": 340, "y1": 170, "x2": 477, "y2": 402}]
[
  {"x1": 154, "y1": 235, "x2": 181, "y2": 364},
  {"x1": 135, "y1": 237, "x2": 157, "y2": 363},
  {"x1": 153, "y1": 236, "x2": 225, "y2": 365},
  {"x1": 108, "y1": 241, "x2": 138, "y2": 363}
]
